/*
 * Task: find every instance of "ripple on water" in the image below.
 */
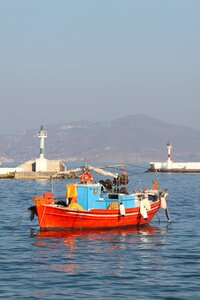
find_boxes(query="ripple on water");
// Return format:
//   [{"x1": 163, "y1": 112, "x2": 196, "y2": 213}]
[{"x1": 1, "y1": 173, "x2": 200, "y2": 299}]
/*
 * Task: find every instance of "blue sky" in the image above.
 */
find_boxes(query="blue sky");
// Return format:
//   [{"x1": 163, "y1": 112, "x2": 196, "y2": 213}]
[{"x1": 0, "y1": 0, "x2": 200, "y2": 134}]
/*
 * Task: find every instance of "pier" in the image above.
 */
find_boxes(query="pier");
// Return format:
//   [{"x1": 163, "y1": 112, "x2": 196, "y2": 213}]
[
  {"x1": 0, "y1": 126, "x2": 75, "y2": 179},
  {"x1": 149, "y1": 143, "x2": 200, "y2": 172}
]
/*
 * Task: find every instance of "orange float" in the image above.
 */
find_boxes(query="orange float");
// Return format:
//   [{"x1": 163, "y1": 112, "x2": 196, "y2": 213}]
[{"x1": 80, "y1": 171, "x2": 93, "y2": 184}]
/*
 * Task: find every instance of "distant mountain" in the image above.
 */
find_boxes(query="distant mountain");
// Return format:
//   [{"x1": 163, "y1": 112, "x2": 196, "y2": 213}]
[{"x1": 1, "y1": 114, "x2": 200, "y2": 164}]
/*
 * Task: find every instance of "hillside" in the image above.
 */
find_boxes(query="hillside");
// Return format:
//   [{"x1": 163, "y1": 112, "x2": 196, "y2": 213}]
[{"x1": 1, "y1": 114, "x2": 200, "y2": 163}]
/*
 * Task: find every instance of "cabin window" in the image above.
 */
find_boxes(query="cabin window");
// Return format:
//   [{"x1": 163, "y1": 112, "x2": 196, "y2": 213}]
[
  {"x1": 148, "y1": 195, "x2": 157, "y2": 202},
  {"x1": 108, "y1": 194, "x2": 119, "y2": 200}
]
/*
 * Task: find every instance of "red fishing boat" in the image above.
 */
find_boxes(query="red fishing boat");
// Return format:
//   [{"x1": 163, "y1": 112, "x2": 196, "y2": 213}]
[{"x1": 29, "y1": 164, "x2": 170, "y2": 231}]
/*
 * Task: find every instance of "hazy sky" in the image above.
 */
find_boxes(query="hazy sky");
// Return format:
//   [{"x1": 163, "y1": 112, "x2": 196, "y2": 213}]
[{"x1": 0, "y1": 0, "x2": 200, "y2": 135}]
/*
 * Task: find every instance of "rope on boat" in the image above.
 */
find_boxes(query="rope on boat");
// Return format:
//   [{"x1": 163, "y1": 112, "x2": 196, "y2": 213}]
[
  {"x1": 12, "y1": 212, "x2": 28, "y2": 230},
  {"x1": 39, "y1": 205, "x2": 47, "y2": 228},
  {"x1": 156, "y1": 212, "x2": 161, "y2": 223},
  {"x1": 165, "y1": 207, "x2": 172, "y2": 223}
]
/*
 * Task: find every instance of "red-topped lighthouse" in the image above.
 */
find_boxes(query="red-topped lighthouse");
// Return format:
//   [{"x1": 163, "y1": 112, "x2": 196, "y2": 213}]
[
  {"x1": 167, "y1": 142, "x2": 172, "y2": 160},
  {"x1": 166, "y1": 142, "x2": 172, "y2": 169}
]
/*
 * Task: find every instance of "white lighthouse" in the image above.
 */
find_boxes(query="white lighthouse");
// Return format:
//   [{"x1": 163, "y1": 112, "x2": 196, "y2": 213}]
[{"x1": 36, "y1": 126, "x2": 48, "y2": 172}]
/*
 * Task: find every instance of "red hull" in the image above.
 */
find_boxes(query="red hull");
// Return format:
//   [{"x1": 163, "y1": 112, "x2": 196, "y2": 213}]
[{"x1": 36, "y1": 200, "x2": 160, "y2": 231}]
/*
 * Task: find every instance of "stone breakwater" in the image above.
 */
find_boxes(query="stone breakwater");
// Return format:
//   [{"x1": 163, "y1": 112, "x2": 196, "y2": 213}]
[{"x1": 0, "y1": 172, "x2": 79, "y2": 180}]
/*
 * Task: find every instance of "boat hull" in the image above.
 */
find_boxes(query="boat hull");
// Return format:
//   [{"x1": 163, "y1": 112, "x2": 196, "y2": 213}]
[{"x1": 35, "y1": 201, "x2": 160, "y2": 231}]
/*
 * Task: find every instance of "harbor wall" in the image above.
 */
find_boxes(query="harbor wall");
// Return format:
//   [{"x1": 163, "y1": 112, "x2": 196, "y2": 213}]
[
  {"x1": 17, "y1": 159, "x2": 66, "y2": 172},
  {"x1": 149, "y1": 161, "x2": 200, "y2": 172},
  {"x1": 15, "y1": 172, "x2": 56, "y2": 179},
  {"x1": 0, "y1": 160, "x2": 67, "y2": 179},
  {"x1": 15, "y1": 171, "x2": 79, "y2": 180},
  {"x1": 0, "y1": 167, "x2": 23, "y2": 175}
]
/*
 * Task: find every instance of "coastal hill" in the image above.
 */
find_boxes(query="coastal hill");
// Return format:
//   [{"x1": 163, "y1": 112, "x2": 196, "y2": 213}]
[{"x1": 1, "y1": 114, "x2": 200, "y2": 164}]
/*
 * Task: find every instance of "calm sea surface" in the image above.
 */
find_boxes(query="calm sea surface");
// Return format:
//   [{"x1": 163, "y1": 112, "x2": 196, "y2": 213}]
[{"x1": 1, "y1": 166, "x2": 200, "y2": 299}]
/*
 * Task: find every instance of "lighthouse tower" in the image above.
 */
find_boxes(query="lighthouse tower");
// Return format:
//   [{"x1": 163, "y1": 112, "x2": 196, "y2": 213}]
[
  {"x1": 166, "y1": 142, "x2": 173, "y2": 169},
  {"x1": 36, "y1": 126, "x2": 48, "y2": 172}
]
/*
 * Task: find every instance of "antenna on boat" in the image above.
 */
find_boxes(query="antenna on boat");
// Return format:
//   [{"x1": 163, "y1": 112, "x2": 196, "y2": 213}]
[{"x1": 50, "y1": 174, "x2": 54, "y2": 194}]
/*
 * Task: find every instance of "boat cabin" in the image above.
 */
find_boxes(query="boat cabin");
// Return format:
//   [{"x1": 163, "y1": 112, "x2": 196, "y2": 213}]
[{"x1": 66, "y1": 183, "x2": 136, "y2": 210}]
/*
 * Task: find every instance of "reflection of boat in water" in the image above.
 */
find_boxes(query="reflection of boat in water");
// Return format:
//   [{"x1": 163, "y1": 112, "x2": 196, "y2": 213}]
[
  {"x1": 32, "y1": 225, "x2": 168, "y2": 275},
  {"x1": 34, "y1": 224, "x2": 159, "y2": 240},
  {"x1": 29, "y1": 164, "x2": 170, "y2": 231}
]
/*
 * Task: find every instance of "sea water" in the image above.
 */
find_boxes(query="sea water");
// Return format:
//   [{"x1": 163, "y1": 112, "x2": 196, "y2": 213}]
[{"x1": 0, "y1": 168, "x2": 200, "y2": 299}]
